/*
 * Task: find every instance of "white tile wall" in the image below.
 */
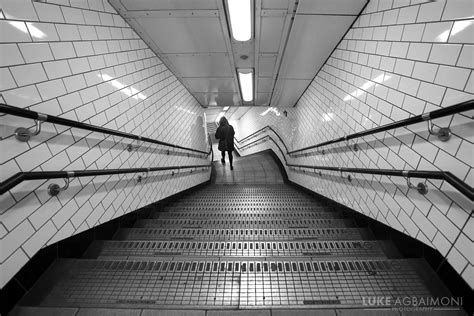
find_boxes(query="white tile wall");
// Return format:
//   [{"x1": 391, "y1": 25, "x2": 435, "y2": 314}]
[
  {"x1": 234, "y1": 0, "x2": 473, "y2": 288},
  {"x1": 0, "y1": 0, "x2": 210, "y2": 288}
]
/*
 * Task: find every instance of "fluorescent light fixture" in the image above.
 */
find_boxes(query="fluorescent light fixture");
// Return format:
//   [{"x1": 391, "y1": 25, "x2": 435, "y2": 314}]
[
  {"x1": 227, "y1": 0, "x2": 252, "y2": 41},
  {"x1": 237, "y1": 69, "x2": 253, "y2": 102},
  {"x1": 223, "y1": 106, "x2": 230, "y2": 111}
]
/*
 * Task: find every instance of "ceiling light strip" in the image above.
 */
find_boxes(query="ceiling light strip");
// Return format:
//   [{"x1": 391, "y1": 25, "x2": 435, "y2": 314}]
[
  {"x1": 227, "y1": 0, "x2": 252, "y2": 41},
  {"x1": 238, "y1": 69, "x2": 254, "y2": 102}
]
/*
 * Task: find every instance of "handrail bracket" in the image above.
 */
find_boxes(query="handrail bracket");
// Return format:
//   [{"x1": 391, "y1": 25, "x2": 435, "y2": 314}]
[
  {"x1": 423, "y1": 113, "x2": 451, "y2": 142},
  {"x1": 48, "y1": 171, "x2": 74, "y2": 196},
  {"x1": 403, "y1": 171, "x2": 428, "y2": 195},
  {"x1": 15, "y1": 113, "x2": 48, "y2": 142}
]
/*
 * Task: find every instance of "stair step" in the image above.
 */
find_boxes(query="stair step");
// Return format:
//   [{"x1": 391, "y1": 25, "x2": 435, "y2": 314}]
[
  {"x1": 114, "y1": 228, "x2": 373, "y2": 241},
  {"x1": 18, "y1": 258, "x2": 450, "y2": 309},
  {"x1": 153, "y1": 212, "x2": 343, "y2": 220},
  {"x1": 84, "y1": 240, "x2": 399, "y2": 259},
  {"x1": 10, "y1": 306, "x2": 468, "y2": 316},
  {"x1": 161, "y1": 206, "x2": 332, "y2": 212},
  {"x1": 134, "y1": 218, "x2": 355, "y2": 228},
  {"x1": 170, "y1": 200, "x2": 325, "y2": 205}
]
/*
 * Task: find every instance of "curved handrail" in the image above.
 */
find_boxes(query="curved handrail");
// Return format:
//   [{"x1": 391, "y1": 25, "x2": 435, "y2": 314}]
[
  {"x1": 236, "y1": 126, "x2": 268, "y2": 143},
  {"x1": 288, "y1": 100, "x2": 473, "y2": 154},
  {"x1": 235, "y1": 125, "x2": 290, "y2": 153},
  {"x1": 235, "y1": 133, "x2": 289, "y2": 165},
  {"x1": 0, "y1": 164, "x2": 211, "y2": 195},
  {"x1": 232, "y1": 100, "x2": 473, "y2": 155},
  {"x1": 235, "y1": 128, "x2": 473, "y2": 201},
  {"x1": 0, "y1": 103, "x2": 210, "y2": 155}
]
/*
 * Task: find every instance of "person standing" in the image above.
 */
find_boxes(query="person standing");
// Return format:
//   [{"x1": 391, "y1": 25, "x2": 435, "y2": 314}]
[{"x1": 215, "y1": 116, "x2": 235, "y2": 170}]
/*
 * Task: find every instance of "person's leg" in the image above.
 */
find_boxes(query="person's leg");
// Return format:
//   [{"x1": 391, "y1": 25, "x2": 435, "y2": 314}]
[
  {"x1": 228, "y1": 150, "x2": 233, "y2": 169},
  {"x1": 221, "y1": 150, "x2": 225, "y2": 163}
]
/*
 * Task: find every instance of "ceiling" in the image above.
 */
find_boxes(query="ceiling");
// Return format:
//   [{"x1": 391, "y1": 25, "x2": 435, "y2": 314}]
[{"x1": 109, "y1": 0, "x2": 367, "y2": 120}]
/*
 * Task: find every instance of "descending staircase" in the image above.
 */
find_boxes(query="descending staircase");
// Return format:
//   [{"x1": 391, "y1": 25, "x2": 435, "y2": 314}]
[
  {"x1": 12, "y1": 153, "x2": 462, "y2": 315},
  {"x1": 207, "y1": 122, "x2": 218, "y2": 143}
]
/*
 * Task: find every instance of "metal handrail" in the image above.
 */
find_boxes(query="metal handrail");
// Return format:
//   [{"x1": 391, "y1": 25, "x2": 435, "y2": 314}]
[
  {"x1": 235, "y1": 133, "x2": 289, "y2": 165},
  {"x1": 287, "y1": 164, "x2": 473, "y2": 201},
  {"x1": 232, "y1": 101, "x2": 473, "y2": 155},
  {"x1": 236, "y1": 126, "x2": 268, "y2": 143},
  {"x1": 234, "y1": 126, "x2": 290, "y2": 153},
  {"x1": 0, "y1": 164, "x2": 211, "y2": 195},
  {"x1": 234, "y1": 128, "x2": 473, "y2": 201},
  {"x1": 0, "y1": 103, "x2": 210, "y2": 155},
  {"x1": 289, "y1": 100, "x2": 473, "y2": 154}
]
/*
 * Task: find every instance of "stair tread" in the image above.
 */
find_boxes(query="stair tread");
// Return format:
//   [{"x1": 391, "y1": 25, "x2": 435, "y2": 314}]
[
  {"x1": 13, "y1": 172, "x2": 457, "y2": 312},
  {"x1": 114, "y1": 227, "x2": 372, "y2": 241},
  {"x1": 133, "y1": 218, "x2": 355, "y2": 228},
  {"x1": 84, "y1": 240, "x2": 397, "y2": 259},
  {"x1": 18, "y1": 258, "x2": 450, "y2": 309}
]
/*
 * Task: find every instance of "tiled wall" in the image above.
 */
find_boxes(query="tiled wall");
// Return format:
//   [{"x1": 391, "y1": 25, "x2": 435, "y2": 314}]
[
  {"x1": 0, "y1": 0, "x2": 210, "y2": 288},
  {"x1": 235, "y1": 0, "x2": 473, "y2": 288}
]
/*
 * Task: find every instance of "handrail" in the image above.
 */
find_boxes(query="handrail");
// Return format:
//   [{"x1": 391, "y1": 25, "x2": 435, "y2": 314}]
[
  {"x1": 234, "y1": 125, "x2": 290, "y2": 153},
  {"x1": 0, "y1": 103, "x2": 210, "y2": 155},
  {"x1": 236, "y1": 126, "x2": 268, "y2": 143},
  {"x1": 231, "y1": 101, "x2": 473, "y2": 155},
  {"x1": 234, "y1": 133, "x2": 289, "y2": 165},
  {"x1": 234, "y1": 127, "x2": 473, "y2": 201},
  {"x1": 287, "y1": 164, "x2": 473, "y2": 201},
  {"x1": 289, "y1": 100, "x2": 473, "y2": 154},
  {"x1": 0, "y1": 164, "x2": 211, "y2": 195}
]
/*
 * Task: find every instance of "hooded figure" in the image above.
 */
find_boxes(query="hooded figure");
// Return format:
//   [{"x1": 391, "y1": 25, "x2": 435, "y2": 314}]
[{"x1": 215, "y1": 116, "x2": 235, "y2": 170}]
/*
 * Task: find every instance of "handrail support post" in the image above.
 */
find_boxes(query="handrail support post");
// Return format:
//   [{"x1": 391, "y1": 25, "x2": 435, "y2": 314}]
[
  {"x1": 48, "y1": 172, "x2": 73, "y2": 196},
  {"x1": 424, "y1": 114, "x2": 451, "y2": 142},
  {"x1": 127, "y1": 136, "x2": 142, "y2": 152},
  {"x1": 15, "y1": 113, "x2": 48, "y2": 142},
  {"x1": 404, "y1": 172, "x2": 428, "y2": 195}
]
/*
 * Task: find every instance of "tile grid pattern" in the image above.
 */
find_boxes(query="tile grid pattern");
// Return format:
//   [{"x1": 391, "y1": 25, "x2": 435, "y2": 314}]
[
  {"x1": 37, "y1": 258, "x2": 434, "y2": 308},
  {"x1": 0, "y1": 0, "x2": 210, "y2": 288},
  {"x1": 234, "y1": 0, "x2": 473, "y2": 288}
]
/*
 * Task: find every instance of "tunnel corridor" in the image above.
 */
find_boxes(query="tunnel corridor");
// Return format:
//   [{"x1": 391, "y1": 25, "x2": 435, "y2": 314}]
[{"x1": 1, "y1": 0, "x2": 473, "y2": 315}]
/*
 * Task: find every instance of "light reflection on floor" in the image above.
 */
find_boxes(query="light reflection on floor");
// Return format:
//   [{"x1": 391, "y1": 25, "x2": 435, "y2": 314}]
[{"x1": 212, "y1": 147, "x2": 284, "y2": 185}]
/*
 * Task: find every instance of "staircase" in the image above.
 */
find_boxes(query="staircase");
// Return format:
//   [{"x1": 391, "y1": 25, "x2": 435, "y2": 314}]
[
  {"x1": 207, "y1": 122, "x2": 218, "y2": 143},
  {"x1": 12, "y1": 152, "x2": 463, "y2": 315}
]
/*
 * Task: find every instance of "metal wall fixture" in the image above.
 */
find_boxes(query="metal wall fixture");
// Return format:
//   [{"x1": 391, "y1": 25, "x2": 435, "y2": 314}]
[
  {"x1": 14, "y1": 113, "x2": 48, "y2": 142},
  {"x1": 136, "y1": 169, "x2": 149, "y2": 183},
  {"x1": 127, "y1": 138, "x2": 142, "y2": 152},
  {"x1": 48, "y1": 174, "x2": 72, "y2": 196},
  {"x1": 406, "y1": 179, "x2": 428, "y2": 195},
  {"x1": 425, "y1": 116, "x2": 450, "y2": 141}
]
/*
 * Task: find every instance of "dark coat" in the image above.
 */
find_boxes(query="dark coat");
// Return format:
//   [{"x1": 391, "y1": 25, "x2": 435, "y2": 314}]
[{"x1": 215, "y1": 124, "x2": 235, "y2": 151}]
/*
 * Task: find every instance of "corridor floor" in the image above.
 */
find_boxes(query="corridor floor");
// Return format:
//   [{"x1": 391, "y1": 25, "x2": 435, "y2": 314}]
[
  {"x1": 212, "y1": 149, "x2": 284, "y2": 185},
  {"x1": 13, "y1": 152, "x2": 463, "y2": 316}
]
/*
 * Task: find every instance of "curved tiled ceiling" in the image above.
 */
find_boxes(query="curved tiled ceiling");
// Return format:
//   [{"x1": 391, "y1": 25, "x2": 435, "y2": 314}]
[{"x1": 109, "y1": 0, "x2": 367, "y2": 112}]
